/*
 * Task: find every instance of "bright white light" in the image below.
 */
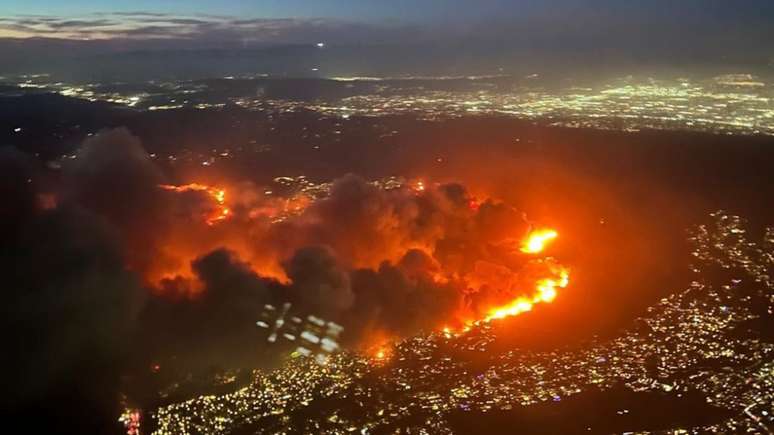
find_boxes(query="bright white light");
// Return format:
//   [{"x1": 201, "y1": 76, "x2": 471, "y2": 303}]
[{"x1": 316, "y1": 42, "x2": 325, "y2": 48}]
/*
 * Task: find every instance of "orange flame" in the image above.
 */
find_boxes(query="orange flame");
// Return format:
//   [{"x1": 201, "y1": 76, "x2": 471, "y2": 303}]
[
  {"x1": 368, "y1": 343, "x2": 394, "y2": 363},
  {"x1": 445, "y1": 228, "x2": 569, "y2": 331},
  {"x1": 520, "y1": 228, "x2": 558, "y2": 254},
  {"x1": 364, "y1": 330, "x2": 395, "y2": 362},
  {"x1": 159, "y1": 183, "x2": 231, "y2": 226},
  {"x1": 483, "y1": 266, "x2": 569, "y2": 322}
]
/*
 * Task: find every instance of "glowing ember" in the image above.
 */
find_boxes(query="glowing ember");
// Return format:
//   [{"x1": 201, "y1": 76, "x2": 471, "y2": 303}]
[
  {"x1": 371, "y1": 346, "x2": 393, "y2": 362},
  {"x1": 520, "y1": 228, "x2": 558, "y2": 254},
  {"x1": 159, "y1": 183, "x2": 231, "y2": 225},
  {"x1": 441, "y1": 326, "x2": 457, "y2": 338},
  {"x1": 411, "y1": 180, "x2": 426, "y2": 193}
]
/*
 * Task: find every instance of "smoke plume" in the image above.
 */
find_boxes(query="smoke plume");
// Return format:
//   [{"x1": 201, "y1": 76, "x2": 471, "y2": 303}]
[{"x1": 2, "y1": 128, "x2": 567, "y2": 430}]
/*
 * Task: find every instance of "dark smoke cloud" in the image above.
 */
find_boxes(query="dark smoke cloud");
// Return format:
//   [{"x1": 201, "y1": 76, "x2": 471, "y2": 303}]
[
  {"x1": 215, "y1": 173, "x2": 538, "y2": 343},
  {"x1": 63, "y1": 128, "x2": 169, "y2": 277},
  {"x1": 3, "y1": 128, "x2": 539, "y2": 349},
  {"x1": 0, "y1": 143, "x2": 145, "y2": 433},
  {"x1": 60, "y1": 128, "x2": 237, "y2": 286},
  {"x1": 0, "y1": 147, "x2": 37, "y2": 235},
  {"x1": 283, "y1": 245, "x2": 354, "y2": 317},
  {"x1": 262, "y1": 174, "x2": 490, "y2": 271},
  {"x1": 344, "y1": 249, "x2": 462, "y2": 344},
  {"x1": 1, "y1": 128, "x2": 552, "y2": 431},
  {"x1": 140, "y1": 248, "x2": 282, "y2": 371}
]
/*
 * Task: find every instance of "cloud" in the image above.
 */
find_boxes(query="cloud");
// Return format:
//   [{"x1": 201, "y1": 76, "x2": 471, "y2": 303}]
[
  {"x1": 109, "y1": 11, "x2": 175, "y2": 18},
  {"x1": 46, "y1": 19, "x2": 118, "y2": 29},
  {"x1": 0, "y1": 12, "x2": 417, "y2": 44}
]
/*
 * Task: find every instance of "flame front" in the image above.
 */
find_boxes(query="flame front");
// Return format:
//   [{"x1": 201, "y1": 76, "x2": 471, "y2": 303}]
[
  {"x1": 483, "y1": 266, "x2": 569, "y2": 322},
  {"x1": 520, "y1": 228, "x2": 558, "y2": 254},
  {"x1": 455, "y1": 228, "x2": 569, "y2": 328},
  {"x1": 159, "y1": 183, "x2": 231, "y2": 226}
]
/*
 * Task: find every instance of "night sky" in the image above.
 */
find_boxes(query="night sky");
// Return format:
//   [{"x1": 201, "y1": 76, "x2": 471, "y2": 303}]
[
  {"x1": 2, "y1": 0, "x2": 774, "y2": 45},
  {"x1": 1, "y1": 0, "x2": 773, "y2": 82}
]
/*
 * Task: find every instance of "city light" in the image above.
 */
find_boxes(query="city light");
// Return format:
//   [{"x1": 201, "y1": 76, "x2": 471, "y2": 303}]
[{"x1": 150, "y1": 214, "x2": 774, "y2": 434}]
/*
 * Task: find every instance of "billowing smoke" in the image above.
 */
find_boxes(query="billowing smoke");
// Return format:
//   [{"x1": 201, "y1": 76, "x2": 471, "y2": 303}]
[
  {"x1": 284, "y1": 246, "x2": 355, "y2": 317},
  {"x1": 140, "y1": 248, "x2": 281, "y2": 371},
  {"x1": 2, "y1": 128, "x2": 565, "y2": 429},
  {"x1": 346, "y1": 249, "x2": 462, "y2": 343},
  {"x1": 63, "y1": 128, "x2": 168, "y2": 277},
  {"x1": 0, "y1": 145, "x2": 145, "y2": 433}
]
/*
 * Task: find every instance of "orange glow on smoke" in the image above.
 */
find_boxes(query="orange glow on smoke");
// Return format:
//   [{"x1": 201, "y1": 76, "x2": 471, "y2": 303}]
[
  {"x1": 365, "y1": 330, "x2": 395, "y2": 363},
  {"x1": 159, "y1": 183, "x2": 231, "y2": 226},
  {"x1": 150, "y1": 177, "x2": 570, "y2": 335},
  {"x1": 520, "y1": 228, "x2": 558, "y2": 254},
  {"x1": 367, "y1": 342, "x2": 393, "y2": 363}
]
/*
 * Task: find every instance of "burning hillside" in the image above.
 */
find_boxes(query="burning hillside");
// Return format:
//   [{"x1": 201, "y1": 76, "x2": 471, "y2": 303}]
[
  {"x1": 151, "y1": 174, "x2": 571, "y2": 336},
  {"x1": 4, "y1": 129, "x2": 574, "y2": 378}
]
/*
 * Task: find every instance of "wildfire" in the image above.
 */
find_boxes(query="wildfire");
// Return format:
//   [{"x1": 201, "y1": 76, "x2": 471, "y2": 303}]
[
  {"x1": 365, "y1": 330, "x2": 395, "y2": 363},
  {"x1": 520, "y1": 228, "x2": 558, "y2": 254},
  {"x1": 483, "y1": 266, "x2": 569, "y2": 322},
  {"x1": 152, "y1": 177, "x2": 570, "y2": 342},
  {"x1": 159, "y1": 183, "x2": 231, "y2": 225},
  {"x1": 449, "y1": 228, "x2": 569, "y2": 330},
  {"x1": 370, "y1": 344, "x2": 394, "y2": 363}
]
